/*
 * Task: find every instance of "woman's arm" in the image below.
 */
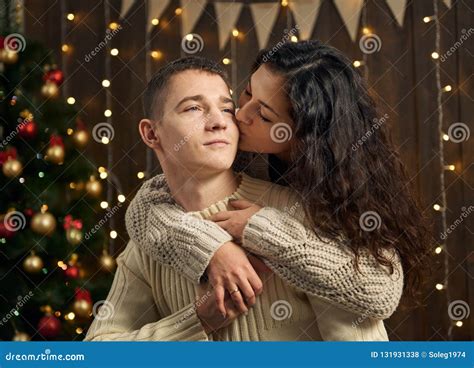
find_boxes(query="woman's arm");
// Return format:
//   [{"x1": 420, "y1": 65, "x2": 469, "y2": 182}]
[{"x1": 84, "y1": 241, "x2": 209, "y2": 341}]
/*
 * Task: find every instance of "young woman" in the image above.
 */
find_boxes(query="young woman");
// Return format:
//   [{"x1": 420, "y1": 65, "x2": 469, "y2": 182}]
[{"x1": 125, "y1": 41, "x2": 431, "y2": 336}]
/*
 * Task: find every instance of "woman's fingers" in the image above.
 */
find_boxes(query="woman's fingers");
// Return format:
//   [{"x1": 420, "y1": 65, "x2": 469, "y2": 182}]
[
  {"x1": 228, "y1": 199, "x2": 254, "y2": 209},
  {"x1": 209, "y1": 211, "x2": 232, "y2": 222},
  {"x1": 237, "y1": 277, "x2": 257, "y2": 307},
  {"x1": 213, "y1": 284, "x2": 227, "y2": 318},
  {"x1": 226, "y1": 283, "x2": 248, "y2": 314}
]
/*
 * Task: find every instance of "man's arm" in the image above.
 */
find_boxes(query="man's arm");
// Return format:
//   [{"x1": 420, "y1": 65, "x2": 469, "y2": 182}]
[{"x1": 84, "y1": 241, "x2": 208, "y2": 341}]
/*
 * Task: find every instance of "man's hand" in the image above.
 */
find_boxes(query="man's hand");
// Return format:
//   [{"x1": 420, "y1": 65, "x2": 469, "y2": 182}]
[
  {"x1": 207, "y1": 241, "x2": 271, "y2": 317},
  {"x1": 209, "y1": 200, "x2": 262, "y2": 243}
]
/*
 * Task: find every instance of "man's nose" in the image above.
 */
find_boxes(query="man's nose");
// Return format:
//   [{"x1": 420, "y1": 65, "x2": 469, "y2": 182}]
[{"x1": 204, "y1": 110, "x2": 227, "y2": 130}]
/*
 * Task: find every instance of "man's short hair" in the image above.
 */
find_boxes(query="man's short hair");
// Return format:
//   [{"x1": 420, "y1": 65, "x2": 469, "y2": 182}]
[{"x1": 143, "y1": 56, "x2": 230, "y2": 119}]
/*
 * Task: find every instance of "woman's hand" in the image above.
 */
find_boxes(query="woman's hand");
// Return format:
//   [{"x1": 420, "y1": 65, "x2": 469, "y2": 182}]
[{"x1": 209, "y1": 199, "x2": 262, "y2": 243}]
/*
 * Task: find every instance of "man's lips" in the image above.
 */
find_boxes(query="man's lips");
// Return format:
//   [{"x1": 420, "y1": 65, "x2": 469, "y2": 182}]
[{"x1": 203, "y1": 139, "x2": 230, "y2": 146}]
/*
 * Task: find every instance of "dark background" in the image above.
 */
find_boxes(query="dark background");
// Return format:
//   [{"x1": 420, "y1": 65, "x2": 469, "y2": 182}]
[{"x1": 22, "y1": 0, "x2": 473, "y2": 340}]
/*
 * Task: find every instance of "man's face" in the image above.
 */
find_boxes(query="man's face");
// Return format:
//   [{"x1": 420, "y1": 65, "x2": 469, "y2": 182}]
[{"x1": 154, "y1": 70, "x2": 239, "y2": 175}]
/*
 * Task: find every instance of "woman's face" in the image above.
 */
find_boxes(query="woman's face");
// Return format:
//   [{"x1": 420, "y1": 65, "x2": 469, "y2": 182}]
[{"x1": 236, "y1": 64, "x2": 295, "y2": 160}]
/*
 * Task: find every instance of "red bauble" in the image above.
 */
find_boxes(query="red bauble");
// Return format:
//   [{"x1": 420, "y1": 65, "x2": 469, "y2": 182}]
[
  {"x1": 0, "y1": 222, "x2": 15, "y2": 238},
  {"x1": 64, "y1": 265, "x2": 79, "y2": 279},
  {"x1": 37, "y1": 315, "x2": 61, "y2": 338},
  {"x1": 18, "y1": 120, "x2": 38, "y2": 139},
  {"x1": 43, "y1": 69, "x2": 64, "y2": 86}
]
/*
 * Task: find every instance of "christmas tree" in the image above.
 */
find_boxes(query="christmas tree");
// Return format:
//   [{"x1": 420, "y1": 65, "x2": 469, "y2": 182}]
[{"x1": 0, "y1": 11, "x2": 114, "y2": 341}]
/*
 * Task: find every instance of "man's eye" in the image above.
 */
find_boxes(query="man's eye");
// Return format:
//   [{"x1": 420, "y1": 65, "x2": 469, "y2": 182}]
[
  {"x1": 185, "y1": 106, "x2": 200, "y2": 112},
  {"x1": 223, "y1": 108, "x2": 235, "y2": 114}
]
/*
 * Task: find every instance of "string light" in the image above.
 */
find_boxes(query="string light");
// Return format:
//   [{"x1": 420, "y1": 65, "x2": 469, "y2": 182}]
[
  {"x1": 423, "y1": 15, "x2": 435, "y2": 23},
  {"x1": 222, "y1": 58, "x2": 231, "y2": 65},
  {"x1": 435, "y1": 246, "x2": 443, "y2": 254},
  {"x1": 108, "y1": 22, "x2": 119, "y2": 30},
  {"x1": 442, "y1": 133, "x2": 450, "y2": 141},
  {"x1": 101, "y1": 137, "x2": 109, "y2": 144},
  {"x1": 66, "y1": 97, "x2": 75, "y2": 105},
  {"x1": 137, "y1": 172, "x2": 145, "y2": 179},
  {"x1": 185, "y1": 34, "x2": 194, "y2": 41},
  {"x1": 109, "y1": 230, "x2": 117, "y2": 239},
  {"x1": 442, "y1": 85, "x2": 452, "y2": 92},
  {"x1": 431, "y1": 51, "x2": 439, "y2": 59},
  {"x1": 353, "y1": 60, "x2": 364, "y2": 68},
  {"x1": 151, "y1": 18, "x2": 159, "y2": 26},
  {"x1": 104, "y1": 109, "x2": 112, "y2": 117},
  {"x1": 435, "y1": 283, "x2": 444, "y2": 290},
  {"x1": 66, "y1": 13, "x2": 75, "y2": 21},
  {"x1": 175, "y1": 8, "x2": 182, "y2": 15},
  {"x1": 150, "y1": 50, "x2": 163, "y2": 60},
  {"x1": 61, "y1": 44, "x2": 70, "y2": 53},
  {"x1": 291, "y1": 35, "x2": 298, "y2": 42},
  {"x1": 444, "y1": 164, "x2": 456, "y2": 171},
  {"x1": 110, "y1": 48, "x2": 119, "y2": 56},
  {"x1": 232, "y1": 29, "x2": 239, "y2": 37},
  {"x1": 102, "y1": 79, "x2": 111, "y2": 88},
  {"x1": 455, "y1": 321, "x2": 463, "y2": 327},
  {"x1": 433, "y1": 204, "x2": 443, "y2": 211},
  {"x1": 362, "y1": 27, "x2": 372, "y2": 35},
  {"x1": 100, "y1": 201, "x2": 109, "y2": 209},
  {"x1": 117, "y1": 194, "x2": 126, "y2": 203},
  {"x1": 281, "y1": 0, "x2": 289, "y2": 7}
]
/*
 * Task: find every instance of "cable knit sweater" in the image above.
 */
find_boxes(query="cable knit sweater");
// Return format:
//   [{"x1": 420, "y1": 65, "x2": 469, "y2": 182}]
[
  {"x1": 125, "y1": 172, "x2": 403, "y2": 320},
  {"x1": 86, "y1": 195, "x2": 390, "y2": 341}
]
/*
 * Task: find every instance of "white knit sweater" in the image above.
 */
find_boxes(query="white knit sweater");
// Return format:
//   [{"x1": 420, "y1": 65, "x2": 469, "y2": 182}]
[
  {"x1": 125, "y1": 172, "x2": 403, "y2": 320},
  {"x1": 86, "y1": 191, "x2": 391, "y2": 341}
]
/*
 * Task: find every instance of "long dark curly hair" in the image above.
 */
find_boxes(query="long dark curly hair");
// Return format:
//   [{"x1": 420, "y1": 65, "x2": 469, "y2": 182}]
[{"x1": 253, "y1": 40, "x2": 433, "y2": 301}]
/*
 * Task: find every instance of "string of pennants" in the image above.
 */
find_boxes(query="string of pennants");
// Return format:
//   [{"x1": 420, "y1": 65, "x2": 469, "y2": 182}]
[{"x1": 120, "y1": 0, "x2": 453, "y2": 49}]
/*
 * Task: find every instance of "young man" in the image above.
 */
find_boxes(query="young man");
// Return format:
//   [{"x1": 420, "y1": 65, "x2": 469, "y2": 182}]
[{"x1": 85, "y1": 57, "x2": 398, "y2": 341}]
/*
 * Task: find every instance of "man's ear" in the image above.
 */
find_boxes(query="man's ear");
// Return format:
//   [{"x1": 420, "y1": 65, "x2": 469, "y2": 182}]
[{"x1": 138, "y1": 118, "x2": 161, "y2": 150}]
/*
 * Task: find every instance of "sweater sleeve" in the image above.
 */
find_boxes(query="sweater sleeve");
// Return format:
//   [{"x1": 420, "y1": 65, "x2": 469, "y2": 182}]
[
  {"x1": 125, "y1": 175, "x2": 232, "y2": 283},
  {"x1": 84, "y1": 241, "x2": 209, "y2": 341},
  {"x1": 309, "y1": 295, "x2": 389, "y2": 341},
  {"x1": 243, "y1": 207, "x2": 404, "y2": 320}
]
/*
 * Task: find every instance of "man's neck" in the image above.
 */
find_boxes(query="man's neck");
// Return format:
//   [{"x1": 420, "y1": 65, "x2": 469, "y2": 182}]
[{"x1": 164, "y1": 167, "x2": 238, "y2": 212}]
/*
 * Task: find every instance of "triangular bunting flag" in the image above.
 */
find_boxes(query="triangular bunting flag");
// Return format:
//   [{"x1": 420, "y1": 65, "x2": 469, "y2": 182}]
[
  {"x1": 333, "y1": 0, "x2": 364, "y2": 42},
  {"x1": 180, "y1": 0, "x2": 208, "y2": 37},
  {"x1": 214, "y1": 2, "x2": 244, "y2": 49},
  {"x1": 386, "y1": 0, "x2": 407, "y2": 27},
  {"x1": 249, "y1": 2, "x2": 281, "y2": 49},
  {"x1": 147, "y1": 0, "x2": 171, "y2": 31},
  {"x1": 120, "y1": 0, "x2": 135, "y2": 19},
  {"x1": 289, "y1": 0, "x2": 322, "y2": 40}
]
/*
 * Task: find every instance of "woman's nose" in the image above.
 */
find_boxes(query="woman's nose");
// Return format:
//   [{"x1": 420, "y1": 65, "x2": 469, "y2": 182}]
[{"x1": 236, "y1": 105, "x2": 252, "y2": 126}]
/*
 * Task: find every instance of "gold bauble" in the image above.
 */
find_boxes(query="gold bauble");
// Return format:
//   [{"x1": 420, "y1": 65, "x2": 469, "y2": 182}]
[
  {"x1": 66, "y1": 228, "x2": 83, "y2": 245},
  {"x1": 45, "y1": 145, "x2": 65, "y2": 164},
  {"x1": 2, "y1": 158, "x2": 23, "y2": 177},
  {"x1": 2, "y1": 49, "x2": 18, "y2": 64},
  {"x1": 73, "y1": 299, "x2": 92, "y2": 318},
  {"x1": 100, "y1": 253, "x2": 116, "y2": 272},
  {"x1": 72, "y1": 129, "x2": 89, "y2": 148},
  {"x1": 31, "y1": 212, "x2": 57, "y2": 236},
  {"x1": 85, "y1": 177, "x2": 102, "y2": 197},
  {"x1": 41, "y1": 81, "x2": 59, "y2": 98},
  {"x1": 13, "y1": 331, "x2": 31, "y2": 341},
  {"x1": 23, "y1": 253, "x2": 44, "y2": 273}
]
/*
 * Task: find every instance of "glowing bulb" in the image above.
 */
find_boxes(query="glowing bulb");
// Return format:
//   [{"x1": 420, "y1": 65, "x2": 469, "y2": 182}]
[
  {"x1": 435, "y1": 283, "x2": 444, "y2": 290},
  {"x1": 442, "y1": 133, "x2": 449, "y2": 141},
  {"x1": 232, "y1": 29, "x2": 239, "y2": 37},
  {"x1": 175, "y1": 8, "x2": 182, "y2": 15},
  {"x1": 353, "y1": 60, "x2": 364, "y2": 68},
  {"x1": 67, "y1": 97, "x2": 75, "y2": 105},
  {"x1": 185, "y1": 34, "x2": 193, "y2": 41},
  {"x1": 67, "y1": 312, "x2": 75, "y2": 320},
  {"x1": 102, "y1": 79, "x2": 111, "y2": 88},
  {"x1": 291, "y1": 35, "x2": 298, "y2": 42},
  {"x1": 104, "y1": 109, "x2": 112, "y2": 117},
  {"x1": 442, "y1": 85, "x2": 452, "y2": 92},
  {"x1": 151, "y1": 50, "x2": 163, "y2": 60},
  {"x1": 110, "y1": 48, "x2": 119, "y2": 56},
  {"x1": 101, "y1": 137, "x2": 109, "y2": 144},
  {"x1": 117, "y1": 194, "x2": 126, "y2": 203},
  {"x1": 110, "y1": 230, "x2": 117, "y2": 239},
  {"x1": 423, "y1": 16, "x2": 435, "y2": 23},
  {"x1": 445, "y1": 164, "x2": 455, "y2": 171},
  {"x1": 455, "y1": 321, "x2": 463, "y2": 327},
  {"x1": 433, "y1": 204, "x2": 442, "y2": 211},
  {"x1": 222, "y1": 58, "x2": 231, "y2": 65},
  {"x1": 151, "y1": 18, "x2": 159, "y2": 26},
  {"x1": 281, "y1": 0, "x2": 288, "y2": 6},
  {"x1": 100, "y1": 201, "x2": 109, "y2": 209},
  {"x1": 435, "y1": 246, "x2": 442, "y2": 254},
  {"x1": 431, "y1": 52, "x2": 439, "y2": 59},
  {"x1": 362, "y1": 27, "x2": 372, "y2": 35},
  {"x1": 61, "y1": 44, "x2": 70, "y2": 53},
  {"x1": 67, "y1": 13, "x2": 75, "y2": 21},
  {"x1": 98, "y1": 166, "x2": 106, "y2": 173},
  {"x1": 109, "y1": 22, "x2": 119, "y2": 30},
  {"x1": 137, "y1": 171, "x2": 145, "y2": 179},
  {"x1": 76, "y1": 327, "x2": 83, "y2": 334},
  {"x1": 99, "y1": 172, "x2": 108, "y2": 179}
]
